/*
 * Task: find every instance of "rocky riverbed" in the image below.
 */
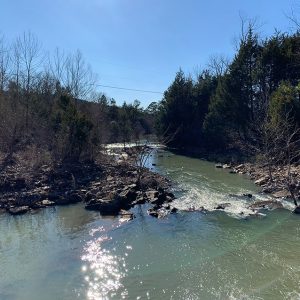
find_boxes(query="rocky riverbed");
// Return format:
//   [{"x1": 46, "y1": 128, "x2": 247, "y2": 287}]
[
  {"x1": 215, "y1": 162, "x2": 300, "y2": 214},
  {"x1": 0, "y1": 148, "x2": 176, "y2": 219}
]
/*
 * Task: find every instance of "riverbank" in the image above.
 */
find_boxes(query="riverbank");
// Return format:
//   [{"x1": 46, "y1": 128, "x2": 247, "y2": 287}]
[
  {"x1": 214, "y1": 161, "x2": 300, "y2": 212},
  {"x1": 0, "y1": 148, "x2": 176, "y2": 218},
  {"x1": 170, "y1": 145, "x2": 299, "y2": 200}
]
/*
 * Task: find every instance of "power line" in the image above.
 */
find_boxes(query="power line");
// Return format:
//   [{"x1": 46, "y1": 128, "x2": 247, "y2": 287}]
[{"x1": 95, "y1": 83, "x2": 163, "y2": 94}]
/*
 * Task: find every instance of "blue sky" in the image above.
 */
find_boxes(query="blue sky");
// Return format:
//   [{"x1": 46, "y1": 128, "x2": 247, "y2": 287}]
[{"x1": 0, "y1": 0, "x2": 297, "y2": 107}]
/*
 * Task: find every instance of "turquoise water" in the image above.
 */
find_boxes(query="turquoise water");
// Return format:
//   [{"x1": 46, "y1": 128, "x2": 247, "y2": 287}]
[{"x1": 0, "y1": 151, "x2": 299, "y2": 300}]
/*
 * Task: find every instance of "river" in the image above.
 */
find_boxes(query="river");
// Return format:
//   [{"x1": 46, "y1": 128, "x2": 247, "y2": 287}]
[{"x1": 0, "y1": 149, "x2": 300, "y2": 300}]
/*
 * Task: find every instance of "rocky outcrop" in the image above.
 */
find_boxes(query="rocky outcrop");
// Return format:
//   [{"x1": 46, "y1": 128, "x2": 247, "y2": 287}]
[
  {"x1": 231, "y1": 163, "x2": 300, "y2": 207},
  {"x1": 0, "y1": 152, "x2": 176, "y2": 219}
]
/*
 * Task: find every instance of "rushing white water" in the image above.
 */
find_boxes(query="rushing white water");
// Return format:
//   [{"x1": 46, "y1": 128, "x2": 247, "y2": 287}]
[{"x1": 0, "y1": 150, "x2": 299, "y2": 300}]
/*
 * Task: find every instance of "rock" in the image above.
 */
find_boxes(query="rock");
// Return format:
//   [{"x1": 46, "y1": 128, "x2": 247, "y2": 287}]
[
  {"x1": 8, "y1": 206, "x2": 29, "y2": 215},
  {"x1": 242, "y1": 193, "x2": 252, "y2": 198},
  {"x1": 223, "y1": 164, "x2": 231, "y2": 169},
  {"x1": 125, "y1": 183, "x2": 137, "y2": 190},
  {"x1": 145, "y1": 190, "x2": 159, "y2": 201},
  {"x1": 293, "y1": 206, "x2": 300, "y2": 214},
  {"x1": 107, "y1": 175, "x2": 114, "y2": 181},
  {"x1": 132, "y1": 197, "x2": 146, "y2": 205},
  {"x1": 148, "y1": 208, "x2": 158, "y2": 218},
  {"x1": 215, "y1": 203, "x2": 231, "y2": 210},
  {"x1": 41, "y1": 199, "x2": 55, "y2": 206},
  {"x1": 170, "y1": 207, "x2": 178, "y2": 213},
  {"x1": 235, "y1": 164, "x2": 244, "y2": 170},
  {"x1": 32, "y1": 199, "x2": 55, "y2": 209},
  {"x1": 119, "y1": 209, "x2": 135, "y2": 221},
  {"x1": 262, "y1": 186, "x2": 274, "y2": 194},
  {"x1": 85, "y1": 199, "x2": 121, "y2": 215},
  {"x1": 272, "y1": 190, "x2": 290, "y2": 199},
  {"x1": 229, "y1": 170, "x2": 237, "y2": 174},
  {"x1": 85, "y1": 191, "x2": 95, "y2": 202},
  {"x1": 147, "y1": 207, "x2": 168, "y2": 218},
  {"x1": 18, "y1": 193, "x2": 43, "y2": 205},
  {"x1": 119, "y1": 189, "x2": 137, "y2": 202},
  {"x1": 215, "y1": 164, "x2": 223, "y2": 168},
  {"x1": 254, "y1": 177, "x2": 269, "y2": 186},
  {"x1": 249, "y1": 200, "x2": 283, "y2": 210}
]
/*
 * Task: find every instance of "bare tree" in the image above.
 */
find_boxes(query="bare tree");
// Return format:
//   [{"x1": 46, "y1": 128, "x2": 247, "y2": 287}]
[
  {"x1": 207, "y1": 54, "x2": 230, "y2": 78},
  {"x1": 65, "y1": 50, "x2": 97, "y2": 99},
  {"x1": 286, "y1": 2, "x2": 300, "y2": 29},
  {"x1": 15, "y1": 32, "x2": 42, "y2": 129},
  {"x1": 0, "y1": 35, "x2": 11, "y2": 92},
  {"x1": 258, "y1": 111, "x2": 300, "y2": 206},
  {"x1": 48, "y1": 47, "x2": 67, "y2": 83}
]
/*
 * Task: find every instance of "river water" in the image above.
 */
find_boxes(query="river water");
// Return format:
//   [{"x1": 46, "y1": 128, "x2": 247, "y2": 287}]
[{"x1": 1, "y1": 150, "x2": 300, "y2": 300}]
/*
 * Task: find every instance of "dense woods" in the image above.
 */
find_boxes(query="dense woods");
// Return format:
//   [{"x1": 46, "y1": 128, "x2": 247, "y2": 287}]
[
  {"x1": 157, "y1": 26, "x2": 300, "y2": 161},
  {"x1": 0, "y1": 32, "x2": 155, "y2": 164}
]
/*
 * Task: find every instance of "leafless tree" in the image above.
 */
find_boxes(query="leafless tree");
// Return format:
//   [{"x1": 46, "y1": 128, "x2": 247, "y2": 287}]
[
  {"x1": 0, "y1": 35, "x2": 11, "y2": 92},
  {"x1": 15, "y1": 32, "x2": 42, "y2": 129},
  {"x1": 16, "y1": 31, "x2": 42, "y2": 91},
  {"x1": 207, "y1": 54, "x2": 230, "y2": 78},
  {"x1": 286, "y1": 2, "x2": 300, "y2": 29},
  {"x1": 258, "y1": 111, "x2": 300, "y2": 206},
  {"x1": 64, "y1": 50, "x2": 97, "y2": 99}
]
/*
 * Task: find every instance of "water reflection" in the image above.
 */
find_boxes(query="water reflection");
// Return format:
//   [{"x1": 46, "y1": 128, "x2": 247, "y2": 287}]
[{"x1": 81, "y1": 225, "x2": 128, "y2": 300}]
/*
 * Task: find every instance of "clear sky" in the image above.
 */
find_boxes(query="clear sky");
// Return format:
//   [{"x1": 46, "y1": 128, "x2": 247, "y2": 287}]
[{"x1": 0, "y1": 0, "x2": 298, "y2": 107}]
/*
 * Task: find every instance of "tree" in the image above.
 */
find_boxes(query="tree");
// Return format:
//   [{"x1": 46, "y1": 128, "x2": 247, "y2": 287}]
[
  {"x1": 15, "y1": 32, "x2": 42, "y2": 130},
  {"x1": 52, "y1": 94, "x2": 94, "y2": 161}
]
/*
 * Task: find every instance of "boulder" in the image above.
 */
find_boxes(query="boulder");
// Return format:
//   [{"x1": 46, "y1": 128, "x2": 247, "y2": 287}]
[
  {"x1": 85, "y1": 199, "x2": 121, "y2": 215},
  {"x1": 8, "y1": 206, "x2": 29, "y2": 215},
  {"x1": 242, "y1": 193, "x2": 252, "y2": 198},
  {"x1": 293, "y1": 206, "x2": 300, "y2": 214},
  {"x1": 41, "y1": 199, "x2": 55, "y2": 206},
  {"x1": 223, "y1": 164, "x2": 231, "y2": 169},
  {"x1": 215, "y1": 164, "x2": 223, "y2": 168},
  {"x1": 235, "y1": 164, "x2": 244, "y2": 170},
  {"x1": 215, "y1": 203, "x2": 231, "y2": 210},
  {"x1": 119, "y1": 209, "x2": 135, "y2": 221},
  {"x1": 148, "y1": 207, "x2": 169, "y2": 218},
  {"x1": 254, "y1": 177, "x2": 269, "y2": 186},
  {"x1": 145, "y1": 190, "x2": 159, "y2": 201},
  {"x1": 249, "y1": 200, "x2": 283, "y2": 210},
  {"x1": 107, "y1": 175, "x2": 114, "y2": 181},
  {"x1": 119, "y1": 189, "x2": 137, "y2": 203},
  {"x1": 272, "y1": 190, "x2": 290, "y2": 199}
]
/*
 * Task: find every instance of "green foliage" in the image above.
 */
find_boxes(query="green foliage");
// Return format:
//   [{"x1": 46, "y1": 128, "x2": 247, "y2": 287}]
[
  {"x1": 52, "y1": 94, "x2": 94, "y2": 161},
  {"x1": 157, "y1": 27, "x2": 300, "y2": 153},
  {"x1": 269, "y1": 81, "x2": 300, "y2": 126},
  {"x1": 158, "y1": 69, "x2": 216, "y2": 147}
]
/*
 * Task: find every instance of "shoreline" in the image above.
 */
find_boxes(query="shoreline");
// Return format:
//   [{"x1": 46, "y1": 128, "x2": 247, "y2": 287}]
[
  {"x1": 0, "y1": 147, "x2": 177, "y2": 218},
  {"x1": 1, "y1": 145, "x2": 299, "y2": 218},
  {"x1": 168, "y1": 146, "x2": 298, "y2": 199}
]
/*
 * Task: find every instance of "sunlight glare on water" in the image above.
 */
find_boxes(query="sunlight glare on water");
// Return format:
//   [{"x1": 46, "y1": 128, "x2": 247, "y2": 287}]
[{"x1": 81, "y1": 225, "x2": 128, "y2": 300}]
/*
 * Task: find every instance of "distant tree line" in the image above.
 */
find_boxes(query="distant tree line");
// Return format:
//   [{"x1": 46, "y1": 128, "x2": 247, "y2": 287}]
[
  {"x1": 156, "y1": 24, "x2": 300, "y2": 159},
  {"x1": 0, "y1": 32, "x2": 155, "y2": 163}
]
